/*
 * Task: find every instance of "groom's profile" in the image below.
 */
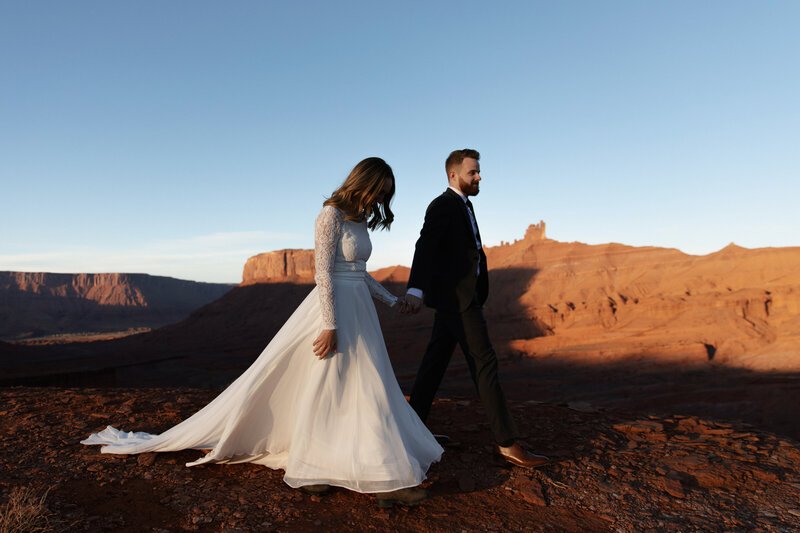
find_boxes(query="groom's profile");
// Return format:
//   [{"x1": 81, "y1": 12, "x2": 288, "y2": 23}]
[{"x1": 405, "y1": 148, "x2": 549, "y2": 469}]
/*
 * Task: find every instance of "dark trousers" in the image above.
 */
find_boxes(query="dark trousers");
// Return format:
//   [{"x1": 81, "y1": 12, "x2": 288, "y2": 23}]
[{"x1": 409, "y1": 298, "x2": 518, "y2": 446}]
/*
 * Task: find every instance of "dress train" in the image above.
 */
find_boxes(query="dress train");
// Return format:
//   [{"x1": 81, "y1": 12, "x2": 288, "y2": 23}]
[{"x1": 82, "y1": 273, "x2": 442, "y2": 493}]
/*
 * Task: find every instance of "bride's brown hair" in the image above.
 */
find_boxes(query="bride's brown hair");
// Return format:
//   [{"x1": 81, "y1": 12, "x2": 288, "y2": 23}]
[{"x1": 324, "y1": 157, "x2": 395, "y2": 230}]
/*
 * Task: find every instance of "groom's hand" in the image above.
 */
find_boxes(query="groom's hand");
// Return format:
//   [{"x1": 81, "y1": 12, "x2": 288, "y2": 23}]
[
  {"x1": 394, "y1": 296, "x2": 410, "y2": 314},
  {"x1": 405, "y1": 294, "x2": 423, "y2": 314},
  {"x1": 313, "y1": 329, "x2": 337, "y2": 359}
]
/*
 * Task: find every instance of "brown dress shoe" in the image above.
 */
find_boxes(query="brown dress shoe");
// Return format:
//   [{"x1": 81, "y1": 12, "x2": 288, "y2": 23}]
[
  {"x1": 497, "y1": 442, "x2": 550, "y2": 469},
  {"x1": 375, "y1": 487, "x2": 429, "y2": 508}
]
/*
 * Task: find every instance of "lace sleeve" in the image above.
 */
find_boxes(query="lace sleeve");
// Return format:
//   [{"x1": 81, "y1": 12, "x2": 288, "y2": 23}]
[
  {"x1": 365, "y1": 272, "x2": 399, "y2": 307},
  {"x1": 314, "y1": 206, "x2": 342, "y2": 330}
]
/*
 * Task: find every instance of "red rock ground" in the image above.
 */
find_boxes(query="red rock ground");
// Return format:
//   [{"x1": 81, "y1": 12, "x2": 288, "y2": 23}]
[{"x1": 2, "y1": 387, "x2": 800, "y2": 532}]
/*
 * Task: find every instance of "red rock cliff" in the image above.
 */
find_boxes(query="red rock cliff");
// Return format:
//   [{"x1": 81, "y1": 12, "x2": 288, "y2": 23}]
[
  {"x1": 241, "y1": 249, "x2": 316, "y2": 285},
  {"x1": 0, "y1": 272, "x2": 231, "y2": 340}
]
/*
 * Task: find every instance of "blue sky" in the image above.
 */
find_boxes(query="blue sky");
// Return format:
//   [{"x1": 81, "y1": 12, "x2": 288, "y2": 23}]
[{"x1": 1, "y1": 1, "x2": 798, "y2": 283}]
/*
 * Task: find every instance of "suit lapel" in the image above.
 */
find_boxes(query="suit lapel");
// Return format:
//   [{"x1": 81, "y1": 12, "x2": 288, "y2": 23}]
[{"x1": 444, "y1": 189, "x2": 475, "y2": 243}]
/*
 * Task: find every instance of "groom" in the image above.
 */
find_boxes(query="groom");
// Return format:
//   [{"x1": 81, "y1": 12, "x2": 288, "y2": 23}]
[{"x1": 404, "y1": 148, "x2": 549, "y2": 469}]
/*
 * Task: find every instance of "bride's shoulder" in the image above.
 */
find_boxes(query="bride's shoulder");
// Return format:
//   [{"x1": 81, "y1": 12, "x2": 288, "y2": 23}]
[
  {"x1": 316, "y1": 205, "x2": 343, "y2": 226},
  {"x1": 318, "y1": 204, "x2": 343, "y2": 217}
]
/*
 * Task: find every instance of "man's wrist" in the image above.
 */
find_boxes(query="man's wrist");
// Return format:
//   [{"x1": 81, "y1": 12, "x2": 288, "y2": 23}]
[{"x1": 406, "y1": 288, "x2": 423, "y2": 299}]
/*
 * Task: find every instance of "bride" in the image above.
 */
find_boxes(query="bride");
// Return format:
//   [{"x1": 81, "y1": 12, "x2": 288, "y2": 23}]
[{"x1": 82, "y1": 157, "x2": 443, "y2": 507}]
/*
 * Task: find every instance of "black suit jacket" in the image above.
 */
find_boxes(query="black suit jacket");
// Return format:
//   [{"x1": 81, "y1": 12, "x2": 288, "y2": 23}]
[{"x1": 408, "y1": 188, "x2": 489, "y2": 312}]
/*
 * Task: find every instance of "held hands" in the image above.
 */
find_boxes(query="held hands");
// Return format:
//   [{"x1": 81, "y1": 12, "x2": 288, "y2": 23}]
[
  {"x1": 394, "y1": 295, "x2": 411, "y2": 315},
  {"x1": 394, "y1": 294, "x2": 422, "y2": 315},
  {"x1": 404, "y1": 293, "x2": 423, "y2": 314},
  {"x1": 312, "y1": 329, "x2": 337, "y2": 359}
]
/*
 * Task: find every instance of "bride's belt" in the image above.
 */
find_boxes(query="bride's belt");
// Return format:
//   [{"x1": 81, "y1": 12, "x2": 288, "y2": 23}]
[
  {"x1": 332, "y1": 261, "x2": 367, "y2": 280},
  {"x1": 331, "y1": 272, "x2": 365, "y2": 281}
]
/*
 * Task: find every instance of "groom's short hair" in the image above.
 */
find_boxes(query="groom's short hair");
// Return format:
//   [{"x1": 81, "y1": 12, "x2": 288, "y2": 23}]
[{"x1": 446, "y1": 148, "x2": 480, "y2": 175}]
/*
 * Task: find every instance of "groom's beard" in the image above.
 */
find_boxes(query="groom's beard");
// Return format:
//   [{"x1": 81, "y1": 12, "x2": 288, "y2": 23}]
[{"x1": 463, "y1": 183, "x2": 480, "y2": 196}]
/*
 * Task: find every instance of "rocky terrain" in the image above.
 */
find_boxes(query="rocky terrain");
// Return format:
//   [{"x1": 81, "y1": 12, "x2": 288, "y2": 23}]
[
  {"x1": 235, "y1": 220, "x2": 800, "y2": 374},
  {"x1": 2, "y1": 387, "x2": 800, "y2": 532},
  {"x1": 3, "y1": 223, "x2": 800, "y2": 531},
  {"x1": 485, "y1": 223, "x2": 800, "y2": 372},
  {"x1": 0, "y1": 272, "x2": 232, "y2": 341},
  {"x1": 241, "y1": 250, "x2": 315, "y2": 285}
]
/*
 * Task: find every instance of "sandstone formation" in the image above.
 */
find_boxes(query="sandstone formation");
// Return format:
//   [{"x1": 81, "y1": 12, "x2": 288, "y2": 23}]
[
  {"x1": 483, "y1": 227, "x2": 800, "y2": 373},
  {"x1": 0, "y1": 272, "x2": 232, "y2": 340},
  {"x1": 369, "y1": 265, "x2": 411, "y2": 283},
  {"x1": 241, "y1": 249, "x2": 410, "y2": 285},
  {"x1": 241, "y1": 249, "x2": 315, "y2": 285},
  {"x1": 239, "y1": 221, "x2": 800, "y2": 373}
]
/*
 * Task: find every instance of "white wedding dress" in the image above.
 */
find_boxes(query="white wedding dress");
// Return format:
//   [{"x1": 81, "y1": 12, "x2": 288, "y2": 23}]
[{"x1": 82, "y1": 206, "x2": 443, "y2": 493}]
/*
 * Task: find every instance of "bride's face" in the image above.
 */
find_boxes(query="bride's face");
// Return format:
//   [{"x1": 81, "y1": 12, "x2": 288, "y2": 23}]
[{"x1": 373, "y1": 178, "x2": 393, "y2": 206}]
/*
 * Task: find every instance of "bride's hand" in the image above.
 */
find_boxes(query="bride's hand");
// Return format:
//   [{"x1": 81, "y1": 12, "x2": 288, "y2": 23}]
[
  {"x1": 394, "y1": 296, "x2": 409, "y2": 314},
  {"x1": 313, "y1": 329, "x2": 337, "y2": 359}
]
